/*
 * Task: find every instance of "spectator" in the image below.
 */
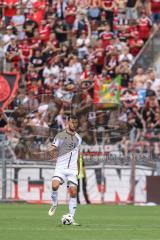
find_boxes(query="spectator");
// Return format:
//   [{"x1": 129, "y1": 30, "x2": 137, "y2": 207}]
[
  {"x1": 0, "y1": 0, "x2": 158, "y2": 159},
  {"x1": 64, "y1": 0, "x2": 77, "y2": 31},
  {"x1": 2, "y1": 25, "x2": 16, "y2": 52},
  {"x1": 88, "y1": 0, "x2": 101, "y2": 20},
  {"x1": 23, "y1": 18, "x2": 38, "y2": 38},
  {"x1": 115, "y1": 0, "x2": 127, "y2": 19},
  {"x1": 101, "y1": 0, "x2": 115, "y2": 30},
  {"x1": 127, "y1": 30, "x2": 143, "y2": 56},
  {"x1": 137, "y1": 10, "x2": 152, "y2": 42},
  {"x1": 147, "y1": 68, "x2": 160, "y2": 94},
  {"x1": 126, "y1": 0, "x2": 141, "y2": 20},
  {"x1": 149, "y1": 0, "x2": 160, "y2": 25},
  {"x1": 11, "y1": 7, "x2": 25, "y2": 40},
  {"x1": 5, "y1": 37, "x2": 20, "y2": 71},
  {"x1": 19, "y1": 37, "x2": 32, "y2": 72},
  {"x1": 133, "y1": 67, "x2": 147, "y2": 89},
  {"x1": 99, "y1": 23, "x2": 114, "y2": 48},
  {"x1": 116, "y1": 59, "x2": 131, "y2": 87},
  {"x1": 56, "y1": 0, "x2": 67, "y2": 20},
  {"x1": 39, "y1": 19, "x2": 51, "y2": 43},
  {"x1": 55, "y1": 19, "x2": 68, "y2": 44},
  {"x1": 3, "y1": 0, "x2": 19, "y2": 26},
  {"x1": 29, "y1": 49, "x2": 45, "y2": 78}
]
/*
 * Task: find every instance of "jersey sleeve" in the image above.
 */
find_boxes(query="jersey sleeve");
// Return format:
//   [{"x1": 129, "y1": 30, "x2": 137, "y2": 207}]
[
  {"x1": 77, "y1": 134, "x2": 82, "y2": 147},
  {"x1": 52, "y1": 136, "x2": 60, "y2": 148}
]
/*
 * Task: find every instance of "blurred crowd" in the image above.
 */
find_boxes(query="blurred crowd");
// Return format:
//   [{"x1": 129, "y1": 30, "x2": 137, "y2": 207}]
[{"x1": 0, "y1": 0, "x2": 160, "y2": 160}]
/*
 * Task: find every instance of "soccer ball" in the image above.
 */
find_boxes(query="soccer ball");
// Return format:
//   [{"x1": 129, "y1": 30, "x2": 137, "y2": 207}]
[{"x1": 61, "y1": 214, "x2": 73, "y2": 225}]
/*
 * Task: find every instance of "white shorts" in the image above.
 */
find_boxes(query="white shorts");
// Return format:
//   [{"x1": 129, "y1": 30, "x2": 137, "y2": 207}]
[{"x1": 52, "y1": 168, "x2": 78, "y2": 186}]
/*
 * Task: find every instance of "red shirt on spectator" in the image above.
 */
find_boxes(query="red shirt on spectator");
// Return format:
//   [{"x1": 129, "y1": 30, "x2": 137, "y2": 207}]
[
  {"x1": 137, "y1": 15, "x2": 152, "y2": 40},
  {"x1": 28, "y1": 82, "x2": 39, "y2": 95},
  {"x1": 150, "y1": 0, "x2": 160, "y2": 13},
  {"x1": 95, "y1": 46, "x2": 105, "y2": 65},
  {"x1": 118, "y1": 29, "x2": 129, "y2": 42},
  {"x1": 65, "y1": 3, "x2": 77, "y2": 25},
  {"x1": 30, "y1": 37, "x2": 41, "y2": 49},
  {"x1": 39, "y1": 23, "x2": 51, "y2": 42},
  {"x1": 50, "y1": 38, "x2": 58, "y2": 48},
  {"x1": 19, "y1": 40, "x2": 32, "y2": 62},
  {"x1": 4, "y1": 0, "x2": 18, "y2": 17},
  {"x1": 127, "y1": 32, "x2": 143, "y2": 56},
  {"x1": 128, "y1": 24, "x2": 138, "y2": 35},
  {"x1": 99, "y1": 31, "x2": 113, "y2": 48},
  {"x1": 33, "y1": 0, "x2": 46, "y2": 18},
  {"x1": 27, "y1": 8, "x2": 44, "y2": 24}
]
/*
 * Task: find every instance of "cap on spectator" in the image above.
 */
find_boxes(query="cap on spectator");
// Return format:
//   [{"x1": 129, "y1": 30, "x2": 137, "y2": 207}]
[
  {"x1": 34, "y1": 1, "x2": 41, "y2": 8},
  {"x1": 6, "y1": 25, "x2": 13, "y2": 30}
]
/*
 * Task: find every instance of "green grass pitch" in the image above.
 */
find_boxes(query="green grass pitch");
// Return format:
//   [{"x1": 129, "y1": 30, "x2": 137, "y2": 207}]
[{"x1": 0, "y1": 204, "x2": 160, "y2": 240}]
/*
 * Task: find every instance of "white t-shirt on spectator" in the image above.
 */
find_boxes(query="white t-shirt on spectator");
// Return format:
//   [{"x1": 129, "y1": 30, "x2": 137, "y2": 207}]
[
  {"x1": 64, "y1": 63, "x2": 82, "y2": 82},
  {"x1": 151, "y1": 78, "x2": 160, "y2": 93},
  {"x1": 11, "y1": 15, "x2": 25, "y2": 31},
  {"x1": 31, "y1": 117, "x2": 41, "y2": 126},
  {"x1": 38, "y1": 104, "x2": 48, "y2": 114},
  {"x1": 50, "y1": 65, "x2": 60, "y2": 77},
  {"x1": 43, "y1": 66, "x2": 52, "y2": 78},
  {"x1": 77, "y1": 45, "x2": 89, "y2": 59},
  {"x1": 118, "y1": 53, "x2": 133, "y2": 63},
  {"x1": 3, "y1": 34, "x2": 16, "y2": 52}
]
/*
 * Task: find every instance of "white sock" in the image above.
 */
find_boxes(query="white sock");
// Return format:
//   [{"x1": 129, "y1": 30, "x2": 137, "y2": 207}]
[
  {"x1": 69, "y1": 198, "x2": 77, "y2": 218},
  {"x1": 51, "y1": 191, "x2": 58, "y2": 206}
]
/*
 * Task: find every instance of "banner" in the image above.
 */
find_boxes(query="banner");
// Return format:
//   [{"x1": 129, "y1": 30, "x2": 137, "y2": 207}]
[
  {"x1": 94, "y1": 75, "x2": 121, "y2": 108},
  {"x1": 0, "y1": 165, "x2": 152, "y2": 203},
  {"x1": 0, "y1": 72, "x2": 20, "y2": 110}
]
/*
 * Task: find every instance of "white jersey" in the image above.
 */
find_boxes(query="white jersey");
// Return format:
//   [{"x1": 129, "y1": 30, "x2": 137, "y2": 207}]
[{"x1": 52, "y1": 130, "x2": 82, "y2": 170}]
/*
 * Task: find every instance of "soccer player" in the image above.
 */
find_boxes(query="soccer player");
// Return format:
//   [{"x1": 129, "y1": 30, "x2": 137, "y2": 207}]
[{"x1": 48, "y1": 115, "x2": 82, "y2": 225}]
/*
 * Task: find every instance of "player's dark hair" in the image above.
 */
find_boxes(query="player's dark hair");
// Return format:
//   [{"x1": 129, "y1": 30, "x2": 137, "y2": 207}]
[{"x1": 68, "y1": 115, "x2": 78, "y2": 120}]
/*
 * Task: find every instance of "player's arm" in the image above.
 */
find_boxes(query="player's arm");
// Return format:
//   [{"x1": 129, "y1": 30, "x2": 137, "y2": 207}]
[
  {"x1": 32, "y1": 134, "x2": 59, "y2": 160},
  {"x1": 32, "y1": 144, "x2": 58, "y2": 160},
  {"x1": 48, "y1": 145, "x2": 58, "y2": 160}
]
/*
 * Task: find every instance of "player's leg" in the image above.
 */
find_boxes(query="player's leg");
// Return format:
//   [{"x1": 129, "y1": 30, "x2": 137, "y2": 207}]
[
  {"x1": 68, "y1": 173, "x2": 80, "y2": 225},
  {"x1": 48, "y1": 174, "x2": 65, "y2": 216},
  {"x1": 68, "y1": 184, "x2": 77, "y2": 218},
  {"x1": 48, "y1": 178, "x2": 60, "y2": 216}
]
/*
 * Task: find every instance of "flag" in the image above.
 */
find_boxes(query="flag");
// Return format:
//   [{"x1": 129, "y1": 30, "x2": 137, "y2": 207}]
[
  {"x1": 94, "y1": 75, "x2": 121, "y2": 108},
  {"x1": 0, "y1": 72, "x2": 20, "y2": 110}
]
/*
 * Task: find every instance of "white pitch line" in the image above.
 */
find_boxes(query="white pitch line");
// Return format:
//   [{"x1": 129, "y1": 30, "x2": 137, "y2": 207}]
[{"x1": 0, "y1": 227, "x2": 160, "y2": 231}]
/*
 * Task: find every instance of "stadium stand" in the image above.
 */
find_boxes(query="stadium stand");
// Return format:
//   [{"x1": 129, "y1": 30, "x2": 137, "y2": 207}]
[{"x1": 0, "y1": 0, "x2": 160, "y2": 165}]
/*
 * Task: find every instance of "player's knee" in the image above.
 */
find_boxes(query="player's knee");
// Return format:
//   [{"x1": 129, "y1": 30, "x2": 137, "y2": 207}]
[
  {"x1": 69, "y1": 187, "x2": 77, "y2": 197},
  {"x1": 52, "y1": 180, "x2": 60, "y2": 191}
]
